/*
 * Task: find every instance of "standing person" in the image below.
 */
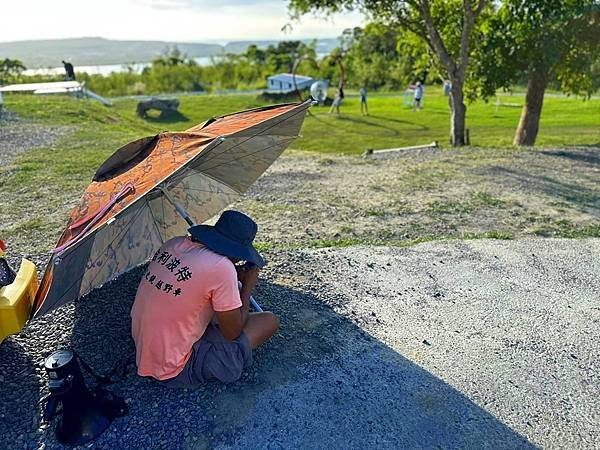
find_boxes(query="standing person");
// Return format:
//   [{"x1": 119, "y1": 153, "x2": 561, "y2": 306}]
[
  {"x1": 62, "y1": 60, "x2": 76, "y2": 81},
  {"x1": 131, "y1": 210, "x2": 279, "y2": 387},
  {"x1": 444, "y1": 80, "x2": 454, "y2": 112},
  {"x1": 359, "y1": 86, "x2": 368, "y2": 115},
  {"x1": 329, "y1": 86, "x2": 344, "y2": 115},
  {"x1": 413, "y1": 81, "x2": 424, "y2": 111},
  {"x1": 443, "y1": 80, "x2": 451, "y2": 96}
]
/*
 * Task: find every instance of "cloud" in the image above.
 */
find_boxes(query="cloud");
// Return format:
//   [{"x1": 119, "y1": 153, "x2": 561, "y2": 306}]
[
  {"x1": 0, "y1": 0, "x2": 363, "y2": 43},
  {"x1": 136, "y1": 0, "x2": 281, "y2": 9}
]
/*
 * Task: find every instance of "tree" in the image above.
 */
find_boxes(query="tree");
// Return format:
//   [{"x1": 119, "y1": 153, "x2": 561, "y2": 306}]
[
  {"x1": 475, "y1": 0, "x2": 600, "y2": 146},
  {"x1": 152, "y1": 46, "x2": 190, "y2": 67},
  {"x1": 0, "y1": 58, "x2": 26, "y2": 85},
  {"x1": 264, "y1": 41, "x2": 317, "y2": 73},
  {"x1": 288, "y1": 0, "x2": 490, "y2": 146},
  {"x1": 340, "y1": 24, "x2": 423, "y2": 89}
]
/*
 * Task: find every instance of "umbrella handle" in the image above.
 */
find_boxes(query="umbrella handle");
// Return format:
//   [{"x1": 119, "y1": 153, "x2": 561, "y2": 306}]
[{"x1": 250, "y1": 296, "x2": 263, "y2": 312}]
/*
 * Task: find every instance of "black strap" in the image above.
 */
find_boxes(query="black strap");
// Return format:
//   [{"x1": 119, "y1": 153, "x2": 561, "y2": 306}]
[{"x1": 72, "y1": 349, "x2": 134, "y2": 385}]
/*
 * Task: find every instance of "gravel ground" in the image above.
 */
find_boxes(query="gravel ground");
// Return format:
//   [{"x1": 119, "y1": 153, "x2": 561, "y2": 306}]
[
  {"x1": 1, "y1": 238, "x2": 598, "y2": 449},
  {"x1": 0, "y1": 108, "x2": 71, "y2": 275},
  {"x1": 0, "y1": 109, "x2": 69, "y2": 168}
]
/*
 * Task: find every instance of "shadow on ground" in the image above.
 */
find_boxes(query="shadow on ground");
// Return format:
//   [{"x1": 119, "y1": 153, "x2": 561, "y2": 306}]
[
  {"x1": 542, "y1": 148, "x2": 600, "y2": 166},
  {"x1": 307, "y1": 113, "x2": 429, "y2": 138},
  {"x1": 0, "y1": 267, "x2": 535, "y2": 449},
  {"x1": 485, "y1": 165, "x2": 598, "y2": 212},
  {"x1": 0, "y1": 339, "x2": 40, "y2": 440}
]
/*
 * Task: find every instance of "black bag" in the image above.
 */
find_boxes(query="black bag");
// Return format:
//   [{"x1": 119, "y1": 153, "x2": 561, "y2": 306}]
[{"x1": 0, "y1": 258, "x2": 16, "y2": 287}]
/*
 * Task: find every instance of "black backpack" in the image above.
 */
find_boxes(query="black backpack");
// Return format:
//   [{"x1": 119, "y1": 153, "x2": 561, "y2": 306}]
[{"x1": 0, "y1": 258, "x2": 16, "y2": 287}]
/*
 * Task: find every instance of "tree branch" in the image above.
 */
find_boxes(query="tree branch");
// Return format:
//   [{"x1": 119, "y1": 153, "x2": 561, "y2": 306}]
[
  {"x1": 474, "y1": 0, "x2": 487, "y2": 16},
  {"x1": 396, "y1": 16, "x2": 429, "y2": 42},
  {"x1": 458, "y1": 1, "x2": 475, "y2": 80},
  {"x1": 457, "y1": 0, "x2": 487, "y2": 80},
  {"x1": 418, "y1": 0, "x2": 457, "y2": 78}
]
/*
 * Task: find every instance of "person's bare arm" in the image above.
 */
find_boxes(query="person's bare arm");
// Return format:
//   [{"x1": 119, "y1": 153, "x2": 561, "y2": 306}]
[
  {"x1": 215, "y1": 309, "x2": 243, "y2": 341},
  {"x1": 215, "y1": 266, "x2": 259, "y2": 341}
]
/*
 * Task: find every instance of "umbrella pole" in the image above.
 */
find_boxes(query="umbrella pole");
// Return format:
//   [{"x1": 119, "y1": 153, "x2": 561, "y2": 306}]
[
  {"x1": 157, "y1": 186, "x2": 195, "y2": 227},
  {"x1": 158, "y1": 186, "x2": 263, "y2": 312}
]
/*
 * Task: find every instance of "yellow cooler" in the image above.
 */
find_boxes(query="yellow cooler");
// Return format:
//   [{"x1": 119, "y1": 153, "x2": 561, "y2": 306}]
[{"x1": 0, "y1": 259, "x2": 38, "y2": 343}]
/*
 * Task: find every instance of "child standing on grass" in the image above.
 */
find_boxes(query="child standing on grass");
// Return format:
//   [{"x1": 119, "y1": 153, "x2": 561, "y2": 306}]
[
  {"x1": 413, "y1": 81, "x2": 424, "y2": 111},
  {"x1": 359, "y1": 87, "x2": 368, "y2": 115},
  {"x1": 329, "y1": 87, "x2": 344, "y2": 115}
]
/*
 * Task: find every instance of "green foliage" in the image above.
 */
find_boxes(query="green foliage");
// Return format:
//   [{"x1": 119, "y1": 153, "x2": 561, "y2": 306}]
[
  {"x1": 473, "y1": 0, "x2": 600, "y2": 99},
  {"x1": 340, "y1": 24, "x2": 420, "y2": 89},
  {"x1": 0, "y1": 58, "x2": 26, "y2": 84},
  {"x1": 13, "y1": 41, "x2": 322, "y2": 96}
]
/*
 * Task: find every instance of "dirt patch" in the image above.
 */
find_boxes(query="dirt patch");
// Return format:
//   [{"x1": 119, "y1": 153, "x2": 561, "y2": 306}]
[
  {"x1": 2, "y1": 145, "x2": 599, "y2": 275},
  {"x1": 233, "y1": 146, "x2": 600, "y2": 247}
]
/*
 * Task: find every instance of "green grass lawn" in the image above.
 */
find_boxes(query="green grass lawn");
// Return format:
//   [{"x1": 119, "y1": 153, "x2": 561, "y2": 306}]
[
  {"x1": 6, "y1": 90, "x2": 600, "y2": 158},
  {"x1": 296, "y1": 92, "x2": 600, "y2": 152}
]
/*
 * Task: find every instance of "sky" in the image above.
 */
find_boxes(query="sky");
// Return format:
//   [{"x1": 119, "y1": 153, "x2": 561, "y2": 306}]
[{"x1": 0, "y1": 0, "x2": 364, "y2": 43}]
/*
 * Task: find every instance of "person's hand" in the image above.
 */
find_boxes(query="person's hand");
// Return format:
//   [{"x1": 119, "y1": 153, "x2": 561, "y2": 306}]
[{"x1": 238, "y1": 265, "x2": 260, "y2": 290}]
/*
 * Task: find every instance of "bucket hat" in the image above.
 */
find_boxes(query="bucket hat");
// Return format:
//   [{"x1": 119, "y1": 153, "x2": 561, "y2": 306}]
[{"x1": 188, "y1": 210, "x2": 264, "y2": 267}]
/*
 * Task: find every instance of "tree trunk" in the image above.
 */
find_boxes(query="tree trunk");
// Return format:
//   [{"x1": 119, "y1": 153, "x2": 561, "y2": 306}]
[
  {"x1": 450, "y1": 84, "x2": 467, "y2": 146},
  {"x1": 513, "y1": 72, "x2": 548, "y2": 146}
]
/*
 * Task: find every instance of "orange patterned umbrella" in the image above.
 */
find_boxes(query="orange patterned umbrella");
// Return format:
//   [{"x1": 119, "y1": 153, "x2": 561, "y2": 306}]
[{"x1": 32, "y1": 101, "x2": 312, "y2": 318}]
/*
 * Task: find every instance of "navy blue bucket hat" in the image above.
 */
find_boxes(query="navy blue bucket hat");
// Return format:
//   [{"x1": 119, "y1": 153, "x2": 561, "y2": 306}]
[{"x1": 188, "y1": 210, "x2": 265, "y2": 268}]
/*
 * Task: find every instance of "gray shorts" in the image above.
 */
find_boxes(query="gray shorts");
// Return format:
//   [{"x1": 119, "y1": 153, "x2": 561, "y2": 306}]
[{"x1": 161, "y1": 324, "x2": 253, "y2": 387}]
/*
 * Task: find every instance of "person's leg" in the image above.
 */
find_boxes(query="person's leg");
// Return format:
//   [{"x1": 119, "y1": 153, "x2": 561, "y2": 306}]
[{"x1": 243, "y1": 311, "x2": 279, "y2": 349}]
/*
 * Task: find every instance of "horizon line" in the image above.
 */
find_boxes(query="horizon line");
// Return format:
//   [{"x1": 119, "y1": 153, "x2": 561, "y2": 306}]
[{"x1": 0, "y1": 35, "x2": 346, "y2": 46}]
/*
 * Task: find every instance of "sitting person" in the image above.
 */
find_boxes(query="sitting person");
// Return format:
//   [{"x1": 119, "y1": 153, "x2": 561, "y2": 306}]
[{"x1": 131, "y1": 210, "x2": 279, "y2": 387}]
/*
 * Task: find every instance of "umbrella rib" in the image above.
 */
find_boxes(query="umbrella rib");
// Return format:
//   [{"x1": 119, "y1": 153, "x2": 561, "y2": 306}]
[
  {"x1": 171, "y1": 169, "x2": 242, "y2": 195},
  {"x1": 49, "y1": 204, "x2": 148, "y2": 307},
  {"x1": 191, "y1": 104, "x2": 309, "y2": 168},
  {"x1": 160, "y1": 192, "x2": 166, "y2": 232},
  {"x1": 175, "y1": 187, "x2": 238, "y2": 195},
  {"x1": 175, "y1": 137, "x2": 294, "y2": 186},
  {"x1": 146, "y1": 197, "x2": 165, "y2": 245},
  {"x1": 201, "y1": 136, "x2": 294, "y2": 173}
]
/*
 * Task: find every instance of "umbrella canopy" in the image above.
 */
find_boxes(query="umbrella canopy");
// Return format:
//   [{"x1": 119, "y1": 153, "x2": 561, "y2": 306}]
[{"x1": 32, "y1": 101, "x2": 312, "y2": 318}]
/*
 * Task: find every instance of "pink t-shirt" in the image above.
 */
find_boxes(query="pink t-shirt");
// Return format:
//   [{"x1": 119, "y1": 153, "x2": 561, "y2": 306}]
[{"x1": 131, "y1": 236, "x2": 241, "y2": 380}]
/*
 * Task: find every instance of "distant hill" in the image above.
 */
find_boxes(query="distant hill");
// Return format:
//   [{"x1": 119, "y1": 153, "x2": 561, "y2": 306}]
[
  {"x1": 0, "y1": 37, "x2": 222, "y2": 68},
  {"x1": 0, "y1": 37, "x2": 341, "y2": 68}
]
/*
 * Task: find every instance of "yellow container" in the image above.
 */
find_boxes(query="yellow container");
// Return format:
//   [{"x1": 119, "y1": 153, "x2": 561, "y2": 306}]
[{"x1": 0, "y1": 259, "x2": 38, "y2": 343}]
